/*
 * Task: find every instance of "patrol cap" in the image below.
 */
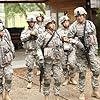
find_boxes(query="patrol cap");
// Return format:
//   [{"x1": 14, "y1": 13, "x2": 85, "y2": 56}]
[
  {"x1": 59, "y1": 15, "x2": 70, "y2": 24},
  {"x1": 74, "y1": 7, "x2": 87, "y2": 17},
  {"x1": 26, "y1": 15, "x2": 36, "y2": 22},
  {"x1": 36, "y1": 13, "x2": 44, "y2": 18},
  {"x1": 44, "y1": 17, "x2": 56, "y2": 26}
]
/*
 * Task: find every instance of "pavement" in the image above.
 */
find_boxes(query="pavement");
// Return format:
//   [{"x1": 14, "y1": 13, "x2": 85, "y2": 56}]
[{"x1": 12, "y1": 49, "x2": 26, "y2": 68}]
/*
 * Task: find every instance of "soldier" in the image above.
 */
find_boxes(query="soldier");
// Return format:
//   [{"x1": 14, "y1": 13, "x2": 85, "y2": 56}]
[
  {"x1": 68, "y1": 7, "x2": 100, "y2": 100},
  {"x1": 57, "y1": 15, "x2": 77, "y2": 86},
  {"x1": 0, "y1": 19, "x2": 15, "y2": 100},
  {"x1": 35, "y1": 13, "x2": 45, "y2": 75},
  {"x1": 35, "y1": 13, "x2": 45, "y2": 35},
  {"x1": 37, "y1": 17, "x2": 64, "y2": 100},
  {"x1": 20, "y1": 15, "x2": 38, "y2": 89}
]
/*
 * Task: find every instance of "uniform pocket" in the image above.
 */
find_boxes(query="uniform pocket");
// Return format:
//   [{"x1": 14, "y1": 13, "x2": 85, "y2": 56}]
[{"x1": 2, "y1": 51, "x2": 14, "y2": 65}]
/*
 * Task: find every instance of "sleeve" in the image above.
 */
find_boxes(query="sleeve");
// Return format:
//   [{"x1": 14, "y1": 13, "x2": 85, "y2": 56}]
[
  {"x1": 68, "y1": 23, "x2": 77, "y2": 38},
  {"x1": 20, "y1": 29, "x2": 31, "y2": 42},
  {"x1": 36, "y1": 33, "x2": 44, "y2": 48},
  {"x1": 88, "y1": 21, "x2": 98, "y2": 50},
  {"x1": 57, "y1": 28, "x2": 62, "y2": 38},
  {"x1": 5, "y1": 29, "x2": 15, "y2": 54},
  {"x1": 87, "y1": 21, "x2": 96, "y2": 35},
  {"x1": 36, "y1": 34, "x2": 45, "y2": 61}
]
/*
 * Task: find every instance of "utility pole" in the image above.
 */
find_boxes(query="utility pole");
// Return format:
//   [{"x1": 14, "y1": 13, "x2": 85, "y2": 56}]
[{"x1": 86, "y1": 0, "x2": 93, "y2": 21}]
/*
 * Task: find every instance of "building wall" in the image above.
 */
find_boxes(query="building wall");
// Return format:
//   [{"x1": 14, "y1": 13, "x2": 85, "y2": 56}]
[{"x1": 47, "y1": 0, "x2": 86, "y2": 22}]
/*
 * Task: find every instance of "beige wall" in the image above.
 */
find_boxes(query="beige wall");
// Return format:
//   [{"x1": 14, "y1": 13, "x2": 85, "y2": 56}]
[{"x1": 47, "y1": 0, "x2": 86, "y2": 22}]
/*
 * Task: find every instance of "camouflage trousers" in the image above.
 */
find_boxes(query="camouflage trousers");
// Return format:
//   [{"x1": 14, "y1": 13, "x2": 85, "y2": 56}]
[
  {"x1": 63, "y1": 49, "x2": 77, "y2": 79},
  {"x1": 76, "y1": 46, "x2": 100, "y2": 92},
  {"x1": 25, "y1": 50, "x2": 38, "y2": 82},
  {"x1": 43, "y1": 57, "x2": 63, "y2": 96},
  {"x1": 0, "y1": 64, "x2": 13, "y2": 93}
]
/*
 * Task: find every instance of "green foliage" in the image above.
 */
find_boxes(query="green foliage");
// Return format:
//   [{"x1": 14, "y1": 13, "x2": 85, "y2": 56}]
[
  {"x1": 96, "y1": 8, "x2": 100, "y2": 19},
  {"x1": 5, "y1": 3, "x2": 46, "y2": 18},
  {"x1": 96, "y1": 8, "x2": 100, "y2": 28},
  {"x1": 4, "y1": 3, "x2": 46, "y2": 27}
]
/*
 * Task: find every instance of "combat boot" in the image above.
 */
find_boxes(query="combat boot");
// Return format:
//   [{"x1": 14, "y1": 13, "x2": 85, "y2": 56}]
[
  {"x1": 3, "y1": 90, "x2": 12, "y2": 100},
  {"x1": 44, "y1": 96, "x2": 49, "y2": 100},
  {"x1": 91, "y1": 90, "x2": 100, "y2": 99},
  {"x1": 62, "y1": 79, "x2": 68, "y2": 86},
  {"x1": 0, "y1": 93, "x2": 3, "y2": 100},
  {"x1": 55, "y1": 96, "x2": 60, "y2": 100},
  {"x1": 27, "y1": 82, "x2": 32, "y2": 89},
  {"x1": 69, "y1": 78, "x2": 77, "y2": 85},
  {"x1": 79, "y1": 92, "x2": 85, "y2": 100}
]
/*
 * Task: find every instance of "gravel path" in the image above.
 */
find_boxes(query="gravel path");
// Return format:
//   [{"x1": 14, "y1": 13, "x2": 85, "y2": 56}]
[
  {"x1": 9, "y1": 68, "x2": 100, "y2": 100},
  {"x1": 10, "y1": 49, "x2": 100, "y2": 100}
]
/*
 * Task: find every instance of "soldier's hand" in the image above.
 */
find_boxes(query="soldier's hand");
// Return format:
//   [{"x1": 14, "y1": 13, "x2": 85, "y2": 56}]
[
  {"x1": 30, "y1": 31, "x2": 38, "y2": 37},
  {"x1": 30, "y1": 31, "x2": 38, "y2": 40},
  {"x1": 62, "y1": 36, "x2": 69, "y2": 43},
  {"x1": 77, "y1": 42, "x2": 84, "y2": 49},
  {"x1": 69, "y1": 38, "x2": 77, "y2": 44},
  {"x1": 39, "y1": 59, "x2": 44, "y2": 65},
  {"x1": 0, "y1": 31, "x2": 4, "y2": 37}
]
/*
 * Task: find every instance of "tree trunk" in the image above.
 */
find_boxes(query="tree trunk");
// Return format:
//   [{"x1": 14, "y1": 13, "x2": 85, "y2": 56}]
[{"x1": 12, "y1": 15, "x2": 15, "y2": 27}]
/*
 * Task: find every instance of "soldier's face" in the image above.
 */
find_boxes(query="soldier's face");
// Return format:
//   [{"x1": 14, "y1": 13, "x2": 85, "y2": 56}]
[
  {"x1": 28, "y1": 21, "x2": 35, "y2": 28},
  {"x1": 48, "y1": 22, "x2": 56, "y2": 30},
  {"x1": 63, "y1": 20, "x2": 70, "y2": 28},
  {"x1": 76, "y1": 15, "x2": 85, "y2": 23},
  {"x1": 37, "y1": 16, "x2": 43, "y2": 22}
]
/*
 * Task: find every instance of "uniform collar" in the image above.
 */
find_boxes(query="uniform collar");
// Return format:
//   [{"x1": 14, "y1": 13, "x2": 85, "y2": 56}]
[
  {"x1": 77, "y1": 19, "x2": 86, "y2": 25},
  {"x1": 28, "y1": 26, "x2": 35, "y2": 30},
  {"x1": 47, "y1": 29, "x2": 55, "y2": 35}
]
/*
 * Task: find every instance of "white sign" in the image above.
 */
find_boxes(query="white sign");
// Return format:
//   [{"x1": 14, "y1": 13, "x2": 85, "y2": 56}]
[{"x1": 90, "y1": 0, "x2": 100, "y2": 8}]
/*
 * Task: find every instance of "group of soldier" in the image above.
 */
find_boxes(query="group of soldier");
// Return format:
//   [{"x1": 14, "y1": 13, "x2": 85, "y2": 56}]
[{"x1": 0, "y1": 6, "x2": 100, "y2": 100}]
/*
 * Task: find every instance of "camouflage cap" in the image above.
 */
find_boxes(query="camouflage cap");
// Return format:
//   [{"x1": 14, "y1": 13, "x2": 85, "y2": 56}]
[
  {"x1": 59, "y1": 15, "x2": 70, "y2": 24},
  {"x1": 44, "y1": 17, "x2": 56, "y2": 26},
  {"x1": 26, "y1": 15, "x2": 36, "y2": 22},
  {"x1": 74, "y1": 7, "x2": 87, "y2": 17}
]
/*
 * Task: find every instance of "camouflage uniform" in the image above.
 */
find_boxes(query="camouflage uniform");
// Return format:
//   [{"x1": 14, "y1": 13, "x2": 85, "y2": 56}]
[
  {"x1": 0, "y1": 28, "x2": 14, "y2": 94},
  {"x1": 35, "y1": 22, "x2": 45, "y2": 35},
  {"x1": 20, "y1": 26, "x2": 39, "y2": 82},
  {"x1": 37, "y1": 18, "x2": 64, "y2": 96},
  {"x1": 35, "y1": 13, "x2": 45, "y2": 35},
  {"x1": 69, "y1": 18, "x2": 100, "y2": 92},
  {"x1": 57, "y1": 27, "x2": 77, "y2": 81},
  {"x1": 57, "y1": 15, "x2": 77, "y2": 86}
]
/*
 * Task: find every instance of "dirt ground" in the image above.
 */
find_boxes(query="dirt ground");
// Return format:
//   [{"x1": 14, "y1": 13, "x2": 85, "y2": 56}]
[{"x1": 8, "y1": 68, "x2": 100, "y2": 100}]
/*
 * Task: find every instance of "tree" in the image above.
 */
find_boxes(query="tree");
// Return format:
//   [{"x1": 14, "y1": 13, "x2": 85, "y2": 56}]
[
  {"x1": 96, "y1": 8, "x2": 100, "y2": 30},
  {"x1": 96, "y1": 8, "x2": 100, "y2": 19},
  {"x1": 4, "y1": 3, "x2": 46, "y2": 27}
]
